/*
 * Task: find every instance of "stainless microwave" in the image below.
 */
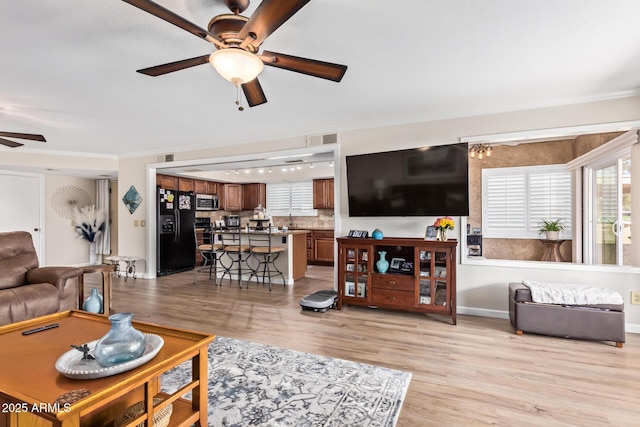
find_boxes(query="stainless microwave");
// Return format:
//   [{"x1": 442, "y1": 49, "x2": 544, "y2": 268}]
[{"x1": 195, "y1": 194, "x2": 219, "y2": 211}]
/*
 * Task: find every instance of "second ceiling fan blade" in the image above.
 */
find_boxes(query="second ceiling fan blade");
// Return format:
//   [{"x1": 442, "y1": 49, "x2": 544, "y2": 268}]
[
  {"x1": 242, "y1": 79, "x2": 268, "y2": 107},
  {"x1": 122, "y1": 0, "x2": 222, "y2": 47},
  {"x1": 0, "y1": 138, "x2": 24, "y2": 148},
  {"x1": 262, "y1": 51, "x2": 347, "y2": 82},
  {"x1": 238, "y1": 0, "x2": 310, "y2": 48},
  {"x1": 137, "y1": 55, "x2": 211, "y2": 76}
]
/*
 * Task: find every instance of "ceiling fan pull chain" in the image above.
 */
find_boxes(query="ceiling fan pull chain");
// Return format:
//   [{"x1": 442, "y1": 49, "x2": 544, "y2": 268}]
[{"x1": 235, "y1": 85, "x2": 244, "y2": 111}]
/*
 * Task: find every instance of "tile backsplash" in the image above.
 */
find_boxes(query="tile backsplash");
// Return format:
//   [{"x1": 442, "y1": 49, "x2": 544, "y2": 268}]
[{"x1": 197, "y1": 209, "x2": 334, "y2": 230}]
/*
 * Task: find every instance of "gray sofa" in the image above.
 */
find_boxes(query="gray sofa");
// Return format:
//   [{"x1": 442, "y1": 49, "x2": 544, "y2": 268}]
[
  {"x1": 0, "y1": 231, "x2": 84, "y2": 325},
  {"x1": 508, "y1": 282, "x2": 625, "y2": 348}
]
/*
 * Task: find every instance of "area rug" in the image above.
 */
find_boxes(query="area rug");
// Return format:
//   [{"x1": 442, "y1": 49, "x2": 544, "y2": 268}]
[{"x1": 161, "y1": 336, "x2": 411, "y2": 427}]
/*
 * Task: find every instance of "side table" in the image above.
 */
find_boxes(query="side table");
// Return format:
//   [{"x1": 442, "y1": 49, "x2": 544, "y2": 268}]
[
  {"x1": 539, "y1": 239, "x2": 566, "y2": 262},
  {"x1": 106, "y1": 255, "x2": 140, "y2": 281},
  {"x1": 78, "y1": 264, "x2": 114, "y2": 314}
]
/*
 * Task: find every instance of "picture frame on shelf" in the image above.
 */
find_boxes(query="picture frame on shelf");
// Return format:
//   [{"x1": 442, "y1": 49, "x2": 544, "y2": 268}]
[
  {"x1": 361, "y1": 251, "x2": 368, "y2": 261},
  {"x1": 346, "y1": 263, "x2": 355, "y2": 272},
  {"x1": 424, "y1": 226, "x2": 436, "y2": 240}
]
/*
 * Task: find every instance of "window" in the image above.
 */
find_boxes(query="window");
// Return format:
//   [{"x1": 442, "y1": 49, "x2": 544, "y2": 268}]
[
  {"x1": 267, "y1": 181, "x2": 317, "y2": 216},
  {"x1": 482, "y1": 165, "x2": 572, "y2": 239}
]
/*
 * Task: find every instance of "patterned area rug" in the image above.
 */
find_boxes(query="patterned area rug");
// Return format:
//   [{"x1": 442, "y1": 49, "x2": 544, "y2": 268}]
[{"x1": 161, "y1": 336, "x2": 411, "y2": 427}]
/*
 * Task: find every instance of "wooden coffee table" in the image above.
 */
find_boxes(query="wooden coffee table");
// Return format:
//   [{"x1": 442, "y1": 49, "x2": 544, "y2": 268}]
[{"x1": 0, "y1": 310, "x2": 214, "y2": 427}]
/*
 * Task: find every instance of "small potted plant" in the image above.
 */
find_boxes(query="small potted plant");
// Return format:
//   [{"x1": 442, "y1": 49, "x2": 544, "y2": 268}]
[{"x1": 538, "y1": 219, "x2": 564, "y2": 240}]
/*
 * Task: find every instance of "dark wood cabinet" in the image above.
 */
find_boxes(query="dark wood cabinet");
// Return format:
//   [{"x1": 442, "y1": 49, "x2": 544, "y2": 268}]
[
  {"x1": 194, "y1": 179, "x2": 207, "y2": 194},
  {"x1": 157, "y1": 174, "x2": 178, "y2": 190},
  {"x1": 194, "y1": 180, "x2": 220, "y2": 196},
  {"x1": 313, "y1": 230, "x2": 334, "y2": 263},
  {"x1": 313, "y1": 179, "x2": 334, "y2": 209},
  {"x1": 223, "y1": 184, "x2": 243, "y2": 211},
  {"x1": 178, "y1": 177, "x2": 194, "y2": 192},
  {"x1": 336, "y1": 237, "x2": 457, "y2": 324},
  {"x1": 242, "y1": 183, "x2": 266, "y2": 210}
]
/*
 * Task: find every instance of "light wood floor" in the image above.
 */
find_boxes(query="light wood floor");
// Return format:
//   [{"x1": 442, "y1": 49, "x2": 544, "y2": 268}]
[{"x1": 89, "y1": 266, "x2": 640, "y2": 426}]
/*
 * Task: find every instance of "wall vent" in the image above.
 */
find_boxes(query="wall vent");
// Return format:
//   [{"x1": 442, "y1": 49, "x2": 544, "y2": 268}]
[
  {"x1": 306, "y1": 133, "x2": 338, "y2": 147},
  {"x1": 155, "y1": 153, "x2": 175, "y2": 163}
]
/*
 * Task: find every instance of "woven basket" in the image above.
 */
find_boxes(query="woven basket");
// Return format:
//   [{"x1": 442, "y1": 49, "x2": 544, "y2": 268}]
[{"x1": 114, "y1": 397, "x2": 172, "y2": 427}]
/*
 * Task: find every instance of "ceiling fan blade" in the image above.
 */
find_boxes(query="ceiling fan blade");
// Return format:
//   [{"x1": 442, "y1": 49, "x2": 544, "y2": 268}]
[
  {"x1": 238, "y1": 0, "x2": 310, "y2": 48},
  {"x1": 137, "y1": 55, "x2": 211, "y2": 76},
  {"x1": 261, "y1": 51, "x2": 347, "y2": 82},
  {"x1": 0, "y1": 138, "x2": 24, "y2": 148},
  {"x1": 122, "y1": 0, "x2": 223, "y2": 47},
  {"x1": 242, "y1": 79, "x2": 268, "y2": 107},
  {"x1": 0, "y1": 132, "x2": 46, "y2": 142}
]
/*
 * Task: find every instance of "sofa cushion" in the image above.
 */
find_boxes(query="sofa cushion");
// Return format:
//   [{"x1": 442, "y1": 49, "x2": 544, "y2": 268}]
[
  {"x1": 0, "y1": 231, "x2": 39, "y2": 290},
  {"x1": 0, "y1": 283, "x2": 60, "y2": 325}
]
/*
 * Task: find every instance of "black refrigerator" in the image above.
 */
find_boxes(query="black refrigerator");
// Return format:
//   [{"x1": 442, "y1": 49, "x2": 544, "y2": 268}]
[{"x1": 157, "y1": 188, "x2": 195, "y2": 276}]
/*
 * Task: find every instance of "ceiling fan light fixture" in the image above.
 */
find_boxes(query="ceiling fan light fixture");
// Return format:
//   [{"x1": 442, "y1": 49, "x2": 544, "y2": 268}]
[{"x1": 209, "y1": 49, "x2": 264, "y2": 86}]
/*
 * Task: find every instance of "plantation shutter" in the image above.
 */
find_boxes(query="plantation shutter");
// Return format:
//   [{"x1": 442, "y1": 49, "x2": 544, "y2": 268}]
[
  {"x1": 267, "y1": 181, "x2": 316, "y2": 216},
  {"x1": 482, "y1": 165, "x2": 572, "y2": 239}
]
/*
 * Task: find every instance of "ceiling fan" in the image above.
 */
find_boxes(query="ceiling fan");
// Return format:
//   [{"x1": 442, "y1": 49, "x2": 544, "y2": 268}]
[
  {"x1": 0, "y1": 131, "x2": 46, "y2": 148},
  {"x1": 122, "y1": 0, "x2": 348, "y2": 109}
]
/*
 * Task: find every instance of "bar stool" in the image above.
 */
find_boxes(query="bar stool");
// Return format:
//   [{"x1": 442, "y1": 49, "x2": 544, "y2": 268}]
[
  {"x1": 193, "y1": 228, "x2": 222, "y2": 284},
  {"x1": 247, "y1": 227, "x2": 286, "y2": 291},
  {"x1": 217, "y1": 225, "x2": 250, "y2": 288}
]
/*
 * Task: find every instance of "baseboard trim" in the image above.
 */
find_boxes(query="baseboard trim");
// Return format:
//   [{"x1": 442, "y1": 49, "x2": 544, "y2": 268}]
[{"x1": 458, "y1": 306, "x2": 640, "y2": 334}]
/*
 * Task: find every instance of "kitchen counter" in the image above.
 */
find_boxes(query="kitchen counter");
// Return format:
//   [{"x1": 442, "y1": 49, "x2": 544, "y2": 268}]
[{"x1": 213, "y1": 229, "x2": 309, "y2": 285}]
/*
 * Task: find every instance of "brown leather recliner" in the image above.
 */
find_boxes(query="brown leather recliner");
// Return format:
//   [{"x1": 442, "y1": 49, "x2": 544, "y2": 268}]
[{"x1": 0, "y1": 231, "x2": 84, "y2": 325}]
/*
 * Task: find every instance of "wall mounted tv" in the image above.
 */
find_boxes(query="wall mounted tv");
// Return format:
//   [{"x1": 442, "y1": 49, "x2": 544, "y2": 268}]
[{"x1": 346, "y1": 143, "x2": 469, "y2": 217}]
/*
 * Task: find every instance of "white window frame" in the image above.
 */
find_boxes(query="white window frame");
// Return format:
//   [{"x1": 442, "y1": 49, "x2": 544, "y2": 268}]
[
  {"x1": 267, "y1": 181, "x2": 318, "y2": 217},
  {"x1": 482, "y1": 164, "x2": 573, "y2": 239}
]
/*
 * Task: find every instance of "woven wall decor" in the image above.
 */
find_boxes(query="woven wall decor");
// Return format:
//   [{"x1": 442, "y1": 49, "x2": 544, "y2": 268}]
[{"x1": 50, "y1": 185, "x2": 92, "y2": 219}]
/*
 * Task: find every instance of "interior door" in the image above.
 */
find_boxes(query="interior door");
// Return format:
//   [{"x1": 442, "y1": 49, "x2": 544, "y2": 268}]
[{"x1": 0, "y1": 171, "x2": 43, "y2": 261}]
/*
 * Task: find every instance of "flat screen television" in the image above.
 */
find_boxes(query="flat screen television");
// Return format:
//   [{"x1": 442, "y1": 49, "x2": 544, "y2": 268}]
[{"x1": 346, "y1": 143, "x2": 469, "y2": 217}]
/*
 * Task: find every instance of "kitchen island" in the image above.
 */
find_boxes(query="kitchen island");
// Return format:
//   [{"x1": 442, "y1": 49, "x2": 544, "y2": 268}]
[{"x1": 214, "y1": 229, "x2": 309, "y2": 285}]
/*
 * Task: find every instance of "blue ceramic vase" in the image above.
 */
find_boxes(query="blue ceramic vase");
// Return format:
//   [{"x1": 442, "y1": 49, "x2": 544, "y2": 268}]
[
  {"x1": 372, "y1": 228, "x2": 384, "y2": 240},
  {"x1": 376, "y1": 251, "x2": 389, "y2": 273},
  {"x1": 82, "y1": 288, "x2": 103, "y2": 314},
  {"x1": 94, "y1": 313, "x2": 147, "y2": 367}
]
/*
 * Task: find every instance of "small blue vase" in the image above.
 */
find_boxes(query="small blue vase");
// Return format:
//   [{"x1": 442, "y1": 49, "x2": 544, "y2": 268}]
[
  {"x1": 83, "y1": 288, "x2": 103, "y2": 314},
  {"x1": 376, "y1": 251, "x2": 389, "y2": 273},
  {"x1": 372, "y1": 229, "x2": 384, "y2": 240},
  {"x1": 93, "y1": 313, "x2": 147, "y2": 367}
]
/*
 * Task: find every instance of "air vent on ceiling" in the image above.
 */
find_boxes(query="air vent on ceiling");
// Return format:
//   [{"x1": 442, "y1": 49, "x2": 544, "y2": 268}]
[
  {"x1": 155, "y1": 153, "x2": 175, "y2": 163},
  {"x1": 306, "y1": 133, "x2": 338, "y2": 147},
  {"x1": 284, "y1": 159, "x2": 305, "y2": 164}
]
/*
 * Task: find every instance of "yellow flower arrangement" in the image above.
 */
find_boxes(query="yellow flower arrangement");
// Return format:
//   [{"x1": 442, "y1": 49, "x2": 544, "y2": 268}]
[{"x1": 433, "y1": 216, "x2": 455, "y2": 231}]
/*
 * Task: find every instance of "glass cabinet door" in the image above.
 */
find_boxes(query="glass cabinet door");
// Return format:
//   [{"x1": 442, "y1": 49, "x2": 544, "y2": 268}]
[
  {"x1": 344, "y1": 246, "x2": 369, "y2": 299},
  {"x1": 418, "y1": 249, "x2": 448, "y2": 307}
]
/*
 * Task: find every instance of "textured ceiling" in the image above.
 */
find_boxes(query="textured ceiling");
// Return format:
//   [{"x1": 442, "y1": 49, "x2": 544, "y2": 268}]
[{"x1": 1, "y1": 0, "x2": 639, "y2": 158}]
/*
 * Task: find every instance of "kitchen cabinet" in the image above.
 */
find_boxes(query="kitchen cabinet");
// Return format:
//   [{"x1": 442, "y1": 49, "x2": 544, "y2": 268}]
[
  {"x1": 194, "y1": 180, "x2": 220, "y2": 196},
  {"x1": 242, "y1": 183, "x2": 266, "y2": 210},
  {"x1": 336, "y1": 237, "x2": 457, "y2": 324},
  {"x1": 178, "y1": 177, "x2": 194, "y2": 192},
  {"x1": 194, "y1": 179, "x2": 207, "y2": 194},
  {"x1": 223, "y1": 183, "x2": 243, "y2": 211},
  {"x1": 306, "y1": 229, "x2": 334, "y2": 265},
  {"x1": 313, "y1": 179, "x2": 334, "y2": 209},
  {"x1": 157, "y1": 174, "x2": 178, "y2": 190}
]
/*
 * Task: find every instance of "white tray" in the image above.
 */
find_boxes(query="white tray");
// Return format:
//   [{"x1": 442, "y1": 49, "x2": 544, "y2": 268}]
[{"x1": 55, "y1": 334, "x2": 164, "y2": 380}]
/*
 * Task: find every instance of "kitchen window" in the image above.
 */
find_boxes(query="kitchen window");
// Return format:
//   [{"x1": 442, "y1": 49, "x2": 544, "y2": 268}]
[{"x1": 267, "y1": 181, "x2": 317, "y2": 216}]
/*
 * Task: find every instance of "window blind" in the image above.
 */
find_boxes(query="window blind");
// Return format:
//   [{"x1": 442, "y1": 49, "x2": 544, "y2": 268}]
[
  {"x1": 482, "y1": 165, "x2": 572, "y2": 239},
  {"x1": 267, "y1": 181, "x2": 317, "y2": 216}
]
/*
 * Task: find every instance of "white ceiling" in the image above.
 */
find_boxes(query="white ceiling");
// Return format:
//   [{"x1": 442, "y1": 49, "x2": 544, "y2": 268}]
[{"x1": 1, "y1": 0, "x2": 640, "y2": 162}]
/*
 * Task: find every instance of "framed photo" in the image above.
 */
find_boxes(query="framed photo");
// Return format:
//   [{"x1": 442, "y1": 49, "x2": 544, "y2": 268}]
[
  {"x1": 361, "y1": 251, "x2": 368, "y2": 261},
  {"x1": 425, "y1": 226, "x2": 436, "y2": 240},
  {"x1": 390, "y1": 257, "x2": 405, "y2": 270},
  {"x1": 346, "y1": 263, "x2": 355, "y2": 272}
]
